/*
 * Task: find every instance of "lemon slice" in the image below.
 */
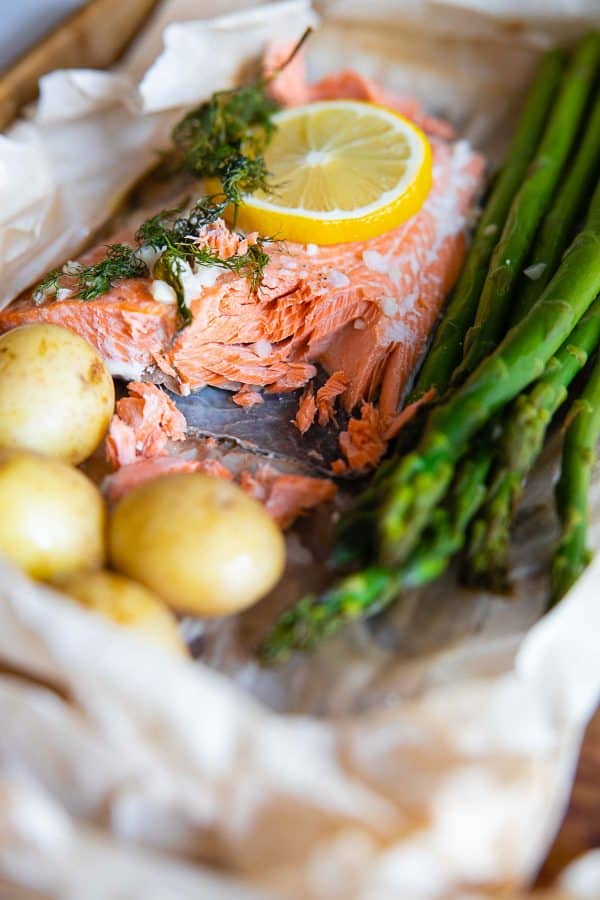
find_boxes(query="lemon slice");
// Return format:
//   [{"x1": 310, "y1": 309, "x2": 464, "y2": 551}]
[{"x1": 235, "y1": 100, "x2": 432, "y2": 245}]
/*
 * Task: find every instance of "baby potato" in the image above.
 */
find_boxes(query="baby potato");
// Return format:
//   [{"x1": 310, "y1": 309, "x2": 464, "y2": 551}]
[
  {"x1": 0, "y1": 449, "x2": 105, "y2": 580},
  {"x1": 59, "y1": 570, "x2": 186, "y2": 655},
  {"x1": 0, "y1": 323, "x2": 114, "y2": 464},
  {"x1": 108, "y1": 473, "x2": 285, "y2": 616}
]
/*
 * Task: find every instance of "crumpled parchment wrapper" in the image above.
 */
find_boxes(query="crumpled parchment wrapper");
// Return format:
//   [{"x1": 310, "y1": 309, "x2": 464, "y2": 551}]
[{"x1": 1, "y1": 2, "x2": 600, "y2": 898}]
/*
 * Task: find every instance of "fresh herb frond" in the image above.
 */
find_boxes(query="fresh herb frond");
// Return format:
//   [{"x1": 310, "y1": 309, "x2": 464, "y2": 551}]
[
  {"x1": 135, "y1": 206, "x2": 185, "y2": 249},
  {"x1": 33, "y1": 244, "x2": 149, "y2": 305},
  {"x1": 219, "y1": 154, "x2": 272, "y2": 205},
  {"x1": 136, "y1": 196, "x2": 230, "y2": 251},
  {"x1": 33, "y1": 269, "x2": 62, "y2": 304},
  {"x1": 167, "y1": 27, "x2": 312, "y2": 203},
  {"x1": 182, "y1": 195, "x2": 230, "y2": 231},
  {"x1": 150, "y1": 236, "x2": 270, "y2": 327},
  {"x1": 169, "y1": 84, "x2": 280, "y2": 200},
  {"x1": 188, "y1": 239, "x2": 271, "y2": 293},
  {"x1": 76, "y1": 244, "x2": 149, "y2": 301},
  {"x1": 140, "y1": 196, "x2": 273, "y2": 323},
  {"x1": 152, "y1": 252, "x2": 191, "y2": 326},
  {"x1": 158, "y1": 229, "x2": 271, "y2": 298},
  {"x1": 238, "y1": 241, "x2": 272, "y2": 293},
  {"x1": 263, "y1": 26, "x2": 312, "y2": 85},
  {"x1": 33, "y1": 192, "x2": 273, "y2": 324}
]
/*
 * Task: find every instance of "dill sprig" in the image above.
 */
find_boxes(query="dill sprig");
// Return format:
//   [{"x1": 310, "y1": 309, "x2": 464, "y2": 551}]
[
  {"x1": 170, "y1": 84, "x2": 279, "y2": 203},
  {"x1": 167, "y1": 27, "x2": 312, "y2": 204},
  {"x1": 136, "y1": 199, "x2": 271, "y2": 325},
  {"x1": 33, "y1": 270, "x2": 62, "y2": 303},
  {"x1": 76, "y1": 245, "x2": 148, "y2": 300},
  {"x1": 33, "y1": 198, "x2": 271, "y2": 326},
  {"x1": 33, "y1": 245, "x2": 147, "y2": 305},
  {"x1": 135, "y1": 195, "x2": 228, "y2": 248}
]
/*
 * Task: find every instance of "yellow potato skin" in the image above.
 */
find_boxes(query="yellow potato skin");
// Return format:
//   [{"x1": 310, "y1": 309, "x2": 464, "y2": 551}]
[
  {"x1": 0, "y1": 449, "x2": 105, "y2": 580},
  {"x1": 109, "y1": 473, "x2": 285, "y2": 616},
  {"x1": 0, "y1": 323, "x2": 114, "y2": 464},
  {"x1": 60, "y1": 570, "x2": 186, "y2": 655}
]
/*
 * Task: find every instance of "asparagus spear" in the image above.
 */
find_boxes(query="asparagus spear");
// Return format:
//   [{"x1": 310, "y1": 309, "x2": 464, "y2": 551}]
[
  {"x1": 379, "y1": 177, "x2": 600, "y2": 567},
  {"x1": 454, "y1": 33, "x2": 600, "y2": 383},
  {"x1": 407, "y1": 48, "x2": 565, "y2": 403},
  {"x1": 399, "y1": 446, "x2": 492, "y2": 587},
  {"x1": 466, "y1": 296, "x2": 600, "y2": 590},
  {"x1": 261, "y1": 448, "x2": 492, "y2": 662},
  {"x1": 551, "y1": 351, "x2": 600, "y2": 604},
  {"x1": 331, "y1": 414, "x2": 429, "y2": 568},
  {"x1": 464, "y1": 91, "x2": 600, "y2": 588},
  {"x1": 261, "y1": 566, "x2": 396, "y2": 662},
  {"x1": 513, "y1": 91, "x2": 600, "y2": 322},
  {"x1": 332, "y1": 49, "x2": 566, "y2": 567}
]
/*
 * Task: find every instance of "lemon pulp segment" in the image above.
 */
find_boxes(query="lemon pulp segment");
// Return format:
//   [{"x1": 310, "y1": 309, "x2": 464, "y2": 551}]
[{"x1": 235, "y1": 100, "x2": 433, "y2": 245}]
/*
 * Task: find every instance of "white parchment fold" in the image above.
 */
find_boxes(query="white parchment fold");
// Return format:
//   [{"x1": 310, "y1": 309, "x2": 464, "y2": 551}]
[{"x1": 1, "y1": 2, "x2": 600, "y2": 898}]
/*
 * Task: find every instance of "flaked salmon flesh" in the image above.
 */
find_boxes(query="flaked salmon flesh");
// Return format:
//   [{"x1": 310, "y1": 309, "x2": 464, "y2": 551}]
[
  {"x1": 0, "y1": 53, "x2": 485, "y2": 478},
  {"x1": 105, "y1": 381, "x2": 187, "y2": 469}
]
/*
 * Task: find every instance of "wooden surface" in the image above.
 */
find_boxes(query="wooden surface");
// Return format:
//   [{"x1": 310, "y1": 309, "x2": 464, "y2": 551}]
[
  {"x1": 0, "y1": 1, "x2": 598, "y2": 893},
  {"x1": 536, "y1": 709, "x2": 600, "y2": 886},
  {"x1": 0, "y1": 0, "x2": 160, "y2": 129}
]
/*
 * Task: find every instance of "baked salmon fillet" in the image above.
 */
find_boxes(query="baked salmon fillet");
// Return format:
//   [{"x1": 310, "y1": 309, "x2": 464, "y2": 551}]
[{"x1": 0, "y1": 61, "x2": 484, "y2": 477}]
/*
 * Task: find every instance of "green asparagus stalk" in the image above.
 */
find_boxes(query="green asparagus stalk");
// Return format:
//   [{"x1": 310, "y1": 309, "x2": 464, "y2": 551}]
[
  {"x1": 551, "y1": 352, "x2": 600, "y2": 604},
  {"x1": 332, "y1": 49, "x2": 566, "y2": 567},
  {"x1": 513, "y1": 91, "x2": 600, "y2": 322},
  {"x1": 454, "y1": 32, "x2": 600, "y2": 383},
  {"x1": 399, "y1": 446, "x2": 492, "y2": 587},
  {"x1": 464, "y1": 90, "x2": 600, "y2": 589},
  {"x1": 331, "y1": 411, "x2": 428, "y2": 568},
  {"x1": 379, "y1": 177, "x2": 600, "y2": 567},
  {"x1": 330, "y1": 499, "x2": 379, "y2": 567},
  {"x1": 261, "y1": 566, "x2": 396, "y2": 662},
  {"x1": 407, "y1": 48, "x2": 565, "y2": 403},
  {"x1": 466, "y1": 295, "x2": 600, "y2": 590},
  {"x1": 261, "y1": 448, "x2": 492, "y2": 662}
]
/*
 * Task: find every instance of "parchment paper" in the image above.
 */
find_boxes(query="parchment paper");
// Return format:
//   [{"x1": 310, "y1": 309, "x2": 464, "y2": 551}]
[{"x1": 1, "y1": 2, "x2": 600, "y2": 898}]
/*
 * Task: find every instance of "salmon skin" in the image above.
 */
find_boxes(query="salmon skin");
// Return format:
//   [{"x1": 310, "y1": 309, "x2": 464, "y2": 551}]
[{"x1": 170, "y1": 377, "x2": 348, "y2": 477}]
